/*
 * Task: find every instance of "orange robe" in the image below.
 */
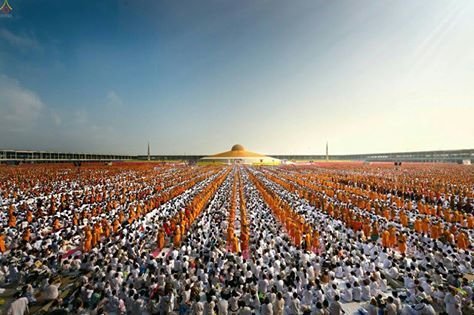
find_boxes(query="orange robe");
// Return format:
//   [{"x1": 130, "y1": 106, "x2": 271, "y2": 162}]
[
  {"x1": 95, "y1": 224, "x2": 103, "y2": 240},
  {"x1": 118, "y1": 211, "x2": 125, "y2": 223},
  {"x1": 26, "y1": 210, "x2": 33, "y2": 223},
  {"x1": 232, "y1": 236, "x2": 240, "y2": 253},
  {"x1": 382, "y1": 230, "x2": 390, "y2": 248},
  {"x1": 23, "y1": 229, "x2": 31, "y2": 242},
  {"x1": 398, "y1": 236, "x2": 407, "y2": 254},
  {"x1": 294, "y1": 228, "x2": 302, "y2": 247},
  {"x1": 467, "y1": 215, "x2": 474, "y2": 229},
  {"x1": 430, "y1": 224, "x2": 440, "y2": 240},
  {"x1": 173, "y1": 228, "x2": 181, "y2": 247},
  {"x1": 113, "y1": 219, "x2": 120, "y2": 234},
  {"x1": 305, "y1": 233, "x2": 311, "y2": 251},
  {"x1": 8, "y1": 215, "x2": 16, "y2": 228},
  {"x1": 53, "y1": 219, "x2": 61, "y2": 231},
  {"x1": 0, "y1": 234, "x2": 6, "y2": 253},
  {"x1": 312, "y1": 231, "x2": 320, "y2": 251},
  {"x1": 362, "y1": 222, "x2": 371, "y2": 238},
  {"x1": 414, "y1": 219, "x2": 422, "y2": 233},
  {"x1": 421, "y1": 219, "x2": 429, "y2": 234},
  {"x1": 241, "y1": 232, "x2": 249, "y2": 251},
  {"x1": 388, "y1": 228, "x2": 397, "y2": 248},
  {"x1": 400, "y1": 212, "x2": 408, "y2": 227},
  {"x1": 157, "y1": 230, "x2": 165, "y2": 251},
  {"x1": 103, "y1": 222, "x2": 111, "y2": 238},
  {"x1": 83, "y1": 229, "x2": 92, "y2": 252},
  {"x1": 73, "y1": 214, "x2": 79, "y2": 226},
  {"x1": 457, "y1": 232, "x2": 469, "y2": 250}
]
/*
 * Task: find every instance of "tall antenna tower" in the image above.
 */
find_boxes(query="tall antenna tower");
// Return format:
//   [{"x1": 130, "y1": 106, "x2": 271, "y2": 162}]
[
  {"x1": 326, "y1": 141, "x2": 329, "y2": 161},
  {"x1": 147, "y1": 142, "x2": 151, "y2": 161}
]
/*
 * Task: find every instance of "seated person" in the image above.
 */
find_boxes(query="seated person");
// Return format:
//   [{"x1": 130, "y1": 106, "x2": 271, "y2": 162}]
[{"x1": 341, "y1": 282, "x2": 353, "y2": 303}]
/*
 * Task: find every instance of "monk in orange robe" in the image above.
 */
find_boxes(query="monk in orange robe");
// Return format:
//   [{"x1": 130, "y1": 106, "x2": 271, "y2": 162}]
[
  {"x1": 399, "y1": 211, "x2": 408, "y2": 227},
  {"x1": 102, "y1": 220, "x2": 111, "y2": 238},
  {"x1": 398, "y1": 234, "x2": 407, "y2": 254},
  {"x1": 454, "y1": 211, "x2": 462, "y2": 223},
  {"x1": 312, "y1": 230, "x2": 320, "y2": 252},
  {"x1": 95, "y1": 223, "x2": 103, "y2": 239},
  {"x1": 173, "y1": 226, "x2": 182, "y2": 247},
  {"x1": 0, "y1": 234, "x2": 7, "y2": 253},
  {"x1": 388, "y1": 227, "x2": 397, "y2": 248},
  {"x1": 382, "y1": 230, "x2": 390, "y2": 248},
  {"x1": 8, "y1": 213, "x2": 16, "y2": 228},
  {"x1": 90, "y1": 229, "x2": 97, "y2": 248},
  {"x1": 227, "y1": 227, "x2": 235, "y2": 244},
  {"x1": 128, "y1": 208, "x2": 135, "y2": 224},
  {"x1": 414, "y1": 218, "x2": 422, "y2": 233},
  {"x1": 421, "y1": 218, "x2": 430, "y2": 234},
  {"x1": 304, "y1": 232, "x2": 312, "y2": 251},
  {"x1": 83, "y1": 227, "x2": 92, "y2": 252},
  {"x1": 418, "y1": 202, "x2": 425, "y2": 215},
  {"x1": 23, "y1": 228, "x2": 31, "y2": 242},
  {"x1": 294, "y1": 228, "x2": 302, "y2": 247},
  {"x1": 73, "y1": 213, "x2": 79, "y2": 226},
  {"x1": 53, "y1": 218, "x2": 61, "y2": 231},
  {"x1": 50, "y1": 203, "x2": 57, "y2": 216},
  {"x1": 445, "y1": 230, "x2": 455, "y2": 244},
  {"x1": 26, "y1": 210, "x2": 33, "y2": 223},
  {"x1": 183, "y1": 216, "x2": 190, "y2": 231},
  {"x1": 430, "y1": 223, "x2": 440, "y2": 240},
  {"x1": 232, "y1": 235, "x2": 240, "y2": 253},
  {"x1": 136, "y1": 205, "x2": 142, "y2": 218},
  {"x1": 457, "y1": 231, "x2": 469, "y2": 250},
  {"x1": 113, "y1": 218, "x2": 120, "y2": 234},
  {"x1": 444, "y1": 209, "x2": 452, "y2": 223},
  {"x1": 157, "y1": 229, "x2": 165, "y2": 251},
  {"x1": 467, "y1": 215, "x2": 474, "y2": 229},
  {"x1": 241, "y1": 230, "x2": 249, "y2": 252},
  {"x1": 362, "y1": 221, "x2": 371, "y2": 239}
]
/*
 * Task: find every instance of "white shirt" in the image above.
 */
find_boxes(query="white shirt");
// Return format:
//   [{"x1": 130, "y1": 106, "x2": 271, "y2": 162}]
[
  {"x1": 42, "y1": 283, "x2": 59, "y2": 300},
  {"x1": 217, "y1": 299, "x2": 228, "y2": 315},
  {"x1": 361, "y1": 285, "x2": 371, "y2": 301},
  {"x1": 261, "y1": 303, "x2": 273, "y2": 315},
  {"x1": 444, "y1": 292, "x2": 461, "y2": 315},
  {"x1": 7, "y1": 297, "x2": 29, "y2": 315},
  {"x1": 341, "y1": 288, "x2": 352, "y2": 302}
]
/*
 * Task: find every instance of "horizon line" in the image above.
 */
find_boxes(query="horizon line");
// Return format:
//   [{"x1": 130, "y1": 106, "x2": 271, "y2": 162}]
[{"x1": 2, "y1": 147, "x2": 473, "y2": 157}]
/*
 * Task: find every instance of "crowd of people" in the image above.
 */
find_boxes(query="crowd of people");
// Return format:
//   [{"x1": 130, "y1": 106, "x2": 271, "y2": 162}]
[{"x1": 0, "y1": 162, "x2": 473, "y2": 315}]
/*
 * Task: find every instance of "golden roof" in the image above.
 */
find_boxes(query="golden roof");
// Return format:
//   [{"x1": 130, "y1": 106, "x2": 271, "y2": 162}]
[{"x1": 209, "y1": 144, "x2": 265, "y2": 158}]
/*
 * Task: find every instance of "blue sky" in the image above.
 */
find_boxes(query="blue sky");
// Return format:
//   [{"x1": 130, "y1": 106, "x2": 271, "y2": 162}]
[{"x1": 0, "y1": 0, "x2": 473, "y2": 155}]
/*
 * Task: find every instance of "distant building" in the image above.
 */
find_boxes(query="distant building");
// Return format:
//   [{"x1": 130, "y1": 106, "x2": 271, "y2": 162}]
[{"x1": 200, "y1": 144, "x2": 281, "y2": 165}]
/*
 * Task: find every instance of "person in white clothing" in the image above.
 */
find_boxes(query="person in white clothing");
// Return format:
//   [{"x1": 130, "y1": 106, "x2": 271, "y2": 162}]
[
  {"x1": 340, "y1": 283, "x2": 352, "y2": 303},
  {"x1": 7, "y1": 297, "x2": 29, "y2": 315},
  {"x1": 444, "y1": 289, "x2": 462, "y2": 315}
]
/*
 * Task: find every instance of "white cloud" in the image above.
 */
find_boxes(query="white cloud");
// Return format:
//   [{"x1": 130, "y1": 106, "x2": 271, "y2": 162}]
[
  {"x1": 0, "y1": 28, "x2": 40, "y2": 51},
  {"x1": 0, "y1": 75, "x2": 44, "y2": 128}
]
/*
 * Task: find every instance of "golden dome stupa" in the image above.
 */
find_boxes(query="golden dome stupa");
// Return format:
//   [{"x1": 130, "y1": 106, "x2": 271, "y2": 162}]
[
  {"x1": 231, "y1": 144, "x2": 245, "y2": 151},
  {"x1": 200, "y1": 144, "x2": 280, "y2": 165}
]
